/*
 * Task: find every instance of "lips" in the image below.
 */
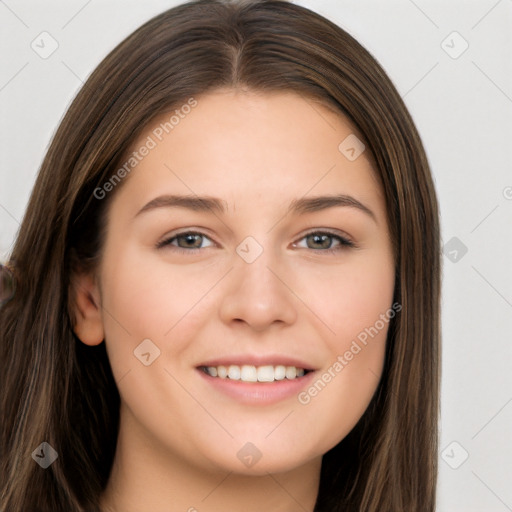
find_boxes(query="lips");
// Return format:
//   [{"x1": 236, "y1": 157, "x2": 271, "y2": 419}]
[{"x1": 197, "y1": 357, "x2": 317, "y2": 404}]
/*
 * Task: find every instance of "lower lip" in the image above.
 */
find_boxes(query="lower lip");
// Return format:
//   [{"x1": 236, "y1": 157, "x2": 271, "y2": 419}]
[{"x1": 197, "y1": 369, "x2": 316, "y2": 405}]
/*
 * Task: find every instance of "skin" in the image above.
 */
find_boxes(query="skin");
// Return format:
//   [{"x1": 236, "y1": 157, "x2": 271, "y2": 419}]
[{"x1": 73, "y1": 89, "x2": 395, "y2": 512}]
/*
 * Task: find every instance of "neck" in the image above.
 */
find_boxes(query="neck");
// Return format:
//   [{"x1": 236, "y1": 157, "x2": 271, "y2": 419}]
[{"x1": 99, "y1": 407, "x2": 321, "y2": 512}]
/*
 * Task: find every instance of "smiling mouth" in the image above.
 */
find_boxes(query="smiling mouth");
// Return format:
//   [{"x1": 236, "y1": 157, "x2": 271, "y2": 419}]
[{"x1": 199, "y1": 364, "x2": 312, "y2": 383}]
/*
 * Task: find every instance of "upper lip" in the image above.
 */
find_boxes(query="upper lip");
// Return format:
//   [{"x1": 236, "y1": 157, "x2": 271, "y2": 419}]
[{"x1": 197, "y1": 354, "x2": 316, "y2": 371}]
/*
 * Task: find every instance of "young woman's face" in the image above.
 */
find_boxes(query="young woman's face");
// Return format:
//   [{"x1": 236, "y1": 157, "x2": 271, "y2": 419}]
[{"x1": 93, "y1": 90, "x2": 395, "y2": 475}]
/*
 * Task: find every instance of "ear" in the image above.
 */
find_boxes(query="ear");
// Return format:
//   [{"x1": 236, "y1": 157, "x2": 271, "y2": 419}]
[{"x1": 70, "y1": 272, "x2": 104, "y2": 346}]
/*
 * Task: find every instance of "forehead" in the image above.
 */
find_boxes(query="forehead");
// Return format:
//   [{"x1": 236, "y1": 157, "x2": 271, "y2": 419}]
[{"x1": 112, "y1": 89, "x2": 385, "y2": 218}]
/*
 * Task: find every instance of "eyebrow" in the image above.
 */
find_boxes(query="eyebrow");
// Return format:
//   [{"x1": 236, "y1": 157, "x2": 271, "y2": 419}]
[
  {"x1": 134, "y1": 193, "x2": 376, "y2": 222},
  {"x1": 135, "y1": 194, "x2": 226, "y2": 217},
  {"x1": 287, "y1": 195, "x2": 376, "y2": 222}
]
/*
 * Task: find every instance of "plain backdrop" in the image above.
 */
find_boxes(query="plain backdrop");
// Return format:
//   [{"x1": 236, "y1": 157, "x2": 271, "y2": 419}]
[{"x1": 1, "y1": 1, "x2": 511, "y2": 510}]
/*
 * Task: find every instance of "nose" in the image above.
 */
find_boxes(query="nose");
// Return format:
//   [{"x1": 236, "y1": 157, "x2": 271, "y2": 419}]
[{"x1": 218, "y1": 251, "x2": 298, "y2": 332}]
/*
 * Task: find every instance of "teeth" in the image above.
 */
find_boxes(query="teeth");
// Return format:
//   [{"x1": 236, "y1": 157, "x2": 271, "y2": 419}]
[
  {"x1": 228, "y1": 365, "x2": 241, "y2": 380},
  {"x1": 257, "y1": 365, "x2": 274, "y2": 382},
  {"x1": 285, "y1": 366, "x2": 296, "y2": 379},
  {"x1": 241, "y1": 365, "x2": 257, "y2": 382},
  {"x1": 274, "y1": 365, "x2": 286, "y2": 380},
  {"x1": 204, "y1": 364, "x2": 308, "y2": 382}
]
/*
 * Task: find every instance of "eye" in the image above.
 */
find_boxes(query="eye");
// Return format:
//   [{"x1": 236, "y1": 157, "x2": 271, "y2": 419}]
[
  {"x1": 293, "y1": 231, "x2": 355, "y2": 253},
  {"x1": 156, "y1": 231, "x2": 215, "y2": 251}
]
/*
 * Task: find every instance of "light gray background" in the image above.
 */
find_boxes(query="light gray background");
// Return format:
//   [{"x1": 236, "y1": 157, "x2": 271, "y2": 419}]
[{"x1": 1, "y1": 1, "x2": 511, "y2": 510}]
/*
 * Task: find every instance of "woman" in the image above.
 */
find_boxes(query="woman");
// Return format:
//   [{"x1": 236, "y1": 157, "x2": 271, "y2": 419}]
[{"x1": 0, "y1": 1, "x2": 441, "y2": 510}]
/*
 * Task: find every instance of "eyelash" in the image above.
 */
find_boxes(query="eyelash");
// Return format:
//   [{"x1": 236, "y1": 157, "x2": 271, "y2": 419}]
[
  {"x1": 156, "y1": 230, "x2": 355, "y2": 254},
  {"x1": 293, "y1": 231, "x2": 356, "y2": 254},
  {"x1": 156, "y1": 231, "x2": 215, "y2": 253}
]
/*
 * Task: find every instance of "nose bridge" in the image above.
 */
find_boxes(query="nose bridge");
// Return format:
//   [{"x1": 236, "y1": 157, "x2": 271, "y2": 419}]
[
  {"x1": 237, "y1": 250, "x2": 277, "y2": 294},
  {"x1": 218, "y1": 240, "x2": 297, "y2": 330}
]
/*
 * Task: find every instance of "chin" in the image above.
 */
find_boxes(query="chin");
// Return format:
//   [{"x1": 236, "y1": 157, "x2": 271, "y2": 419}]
[{"x1": 201, "y1": 442, "x2": 322, "y2": 477}]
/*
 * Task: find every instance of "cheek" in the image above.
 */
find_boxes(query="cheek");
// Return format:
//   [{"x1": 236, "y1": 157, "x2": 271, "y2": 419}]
[
  {"x1": 295, "y1": 249, "x2": 395, "y2": 347},
  {"x1": 295, "y1": 325, "x2": 390, "y2": 459},
  {"x1": 291, "y1": 252, "x2": 394, "y2": 446},
  {"x1": 98, "y1": 245, "x2": 224, "y2": 376}
]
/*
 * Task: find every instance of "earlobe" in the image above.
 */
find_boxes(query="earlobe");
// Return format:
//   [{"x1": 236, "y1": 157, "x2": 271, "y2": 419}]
[{"x1": 71, "y1": 272, "x2": 104, "y2": 346}]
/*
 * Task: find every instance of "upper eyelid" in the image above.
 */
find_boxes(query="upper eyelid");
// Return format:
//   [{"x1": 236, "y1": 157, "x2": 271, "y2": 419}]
[
  {"x1": 159, "y1": 227, "x2": 216, "y2": 241},
  {"x1": 292, "y1": 231, "x2": 354, "y2": 249},
  {"x1": 296, "y1": 228, "x2": 354, "y2": 244},
  {"x1": 158, "y1": 230, "x2": 216, "y2": 248}
]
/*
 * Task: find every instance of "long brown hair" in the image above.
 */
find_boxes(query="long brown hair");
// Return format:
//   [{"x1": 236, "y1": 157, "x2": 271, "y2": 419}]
[{"x1": 0, "y1": 1, "x2": 441, "y2": 510}]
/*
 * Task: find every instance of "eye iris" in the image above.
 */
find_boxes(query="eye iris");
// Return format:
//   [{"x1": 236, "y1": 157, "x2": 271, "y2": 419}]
[
  {"x1": 178, "y1": 234, "x2": 203, "y2": 248},
  {"x1": 307, "y1": 234, "x2": 332, "y2": 249}
]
